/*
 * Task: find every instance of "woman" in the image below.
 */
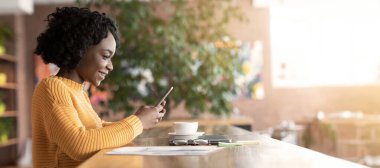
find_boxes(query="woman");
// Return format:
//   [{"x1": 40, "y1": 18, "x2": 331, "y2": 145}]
[{"x1": 32, "y1": 7, "x2": 166, "y2": 167}]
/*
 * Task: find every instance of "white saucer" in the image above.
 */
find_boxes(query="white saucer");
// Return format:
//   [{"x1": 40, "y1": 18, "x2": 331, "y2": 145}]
[{"x1": 168, "y1": 132, "x2": 205, "y2": 136}]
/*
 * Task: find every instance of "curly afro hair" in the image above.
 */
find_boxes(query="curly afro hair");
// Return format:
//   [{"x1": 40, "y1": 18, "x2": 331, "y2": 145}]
[{"x1": 34, "y1": 7, "x2": 120, "y2": 71}]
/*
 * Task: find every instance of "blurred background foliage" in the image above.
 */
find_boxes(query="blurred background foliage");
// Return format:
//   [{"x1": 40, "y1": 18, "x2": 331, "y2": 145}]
[
  {"x1": 78, "y1": 0, "x2": 245, "y2": 118},
  {"x1": 0, "y1": 25, "x2": 13, "y2": 54},
  {"x1": 0, "y1": 25, "x2": 12, "y2": 46}
]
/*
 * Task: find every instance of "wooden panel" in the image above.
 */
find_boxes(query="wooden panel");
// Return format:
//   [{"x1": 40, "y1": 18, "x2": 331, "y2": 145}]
[
  {"x1": 15, "y1": 14, "x2": 31, "y2": 159},
  {"x1": 0, "y1": 145, "x2": 17, "y2": 165},
  {"x1": 0, "y1": 111, "x2": 17, "y2": 117},
  {"x1": 0, "y1": 138, "x2": 17, "y2": 148},
  {"x1": 0, "y1": 54, "x2": 17, "y2": 63},
  {"x1": 0, "y1": 83, "x2": 17, "y2": 89}
]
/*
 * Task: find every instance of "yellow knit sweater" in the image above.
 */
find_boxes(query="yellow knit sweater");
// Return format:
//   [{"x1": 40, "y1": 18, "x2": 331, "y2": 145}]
[{"x1": 32, "y1": 76, "x2": 143, "y2": 167}]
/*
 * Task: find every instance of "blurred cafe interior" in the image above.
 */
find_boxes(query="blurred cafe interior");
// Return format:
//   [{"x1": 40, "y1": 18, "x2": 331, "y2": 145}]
[{"x1": 1, "y1": 0, "x2": 380, "y2": 167}]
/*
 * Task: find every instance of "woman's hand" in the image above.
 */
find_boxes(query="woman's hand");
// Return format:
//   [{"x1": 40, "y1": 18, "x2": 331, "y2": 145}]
[{"x1": 134, "y1": 101, "x2": 166, "y2": 129}]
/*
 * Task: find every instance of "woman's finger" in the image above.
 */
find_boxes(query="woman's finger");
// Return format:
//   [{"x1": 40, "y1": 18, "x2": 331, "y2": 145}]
[
  {"x1": 154, "y1": 105, "x2": 163, "y2": 112},
  {"x1": 158, "y1": 111, "x2": 165, "y2": 118}
]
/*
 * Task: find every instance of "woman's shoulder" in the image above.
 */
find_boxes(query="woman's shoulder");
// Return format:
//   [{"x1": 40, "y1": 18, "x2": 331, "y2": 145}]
[
  {"x1": 34, "y1": 76, "x2": 72, "y2": 104},
  {"x1": 34, "y1": 76, "x2": 71, "y2": 97},
  {"x1": 37, "y1": 76, "x2": 66, "y2": 89}
]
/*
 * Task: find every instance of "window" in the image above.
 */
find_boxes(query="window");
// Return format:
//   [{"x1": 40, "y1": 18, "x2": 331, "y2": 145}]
[{"x1": 270, "y1": 0, "x2": 380, "y2": 87}]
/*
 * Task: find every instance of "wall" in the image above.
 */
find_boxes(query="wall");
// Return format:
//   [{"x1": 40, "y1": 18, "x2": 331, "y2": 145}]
[{"x1": 226, "y1": 0, "x2": 380, "y2": 129}]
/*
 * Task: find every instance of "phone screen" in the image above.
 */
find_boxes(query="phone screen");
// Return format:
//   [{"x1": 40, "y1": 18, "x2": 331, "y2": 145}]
[{"x1": 156, "y1": 86, "x2": 173, "y2": 106}]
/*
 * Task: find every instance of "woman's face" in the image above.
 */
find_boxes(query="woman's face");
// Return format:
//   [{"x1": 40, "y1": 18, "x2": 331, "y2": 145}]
[{"x1": 76, "y1": 32, "x2": 116, "y2": 86}]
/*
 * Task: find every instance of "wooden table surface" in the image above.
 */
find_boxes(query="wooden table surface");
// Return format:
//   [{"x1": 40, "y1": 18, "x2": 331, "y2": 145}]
[
  {"x1": 155, "y1": 117, "x2": 254, "y2": 128},
  {"x1": 79, "y1": 125, "x2": 368, "y2": 168}
]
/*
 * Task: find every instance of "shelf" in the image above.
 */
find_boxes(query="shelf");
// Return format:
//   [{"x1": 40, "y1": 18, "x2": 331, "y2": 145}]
[
  {"x1": 0, "y1": 83, "x2": 17, "y2": 90},
  {"x1": 0, "y1": 111, "x2": 17, "y2": 117},
  {"x1": 0, "y1": 54, "x2": 16, "y2": 63},
  {"x1": 0, "y1": 138, "x2": 17, "y2": 148}
]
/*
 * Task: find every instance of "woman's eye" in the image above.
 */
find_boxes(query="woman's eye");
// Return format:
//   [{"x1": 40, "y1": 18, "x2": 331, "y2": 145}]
[{"x1": 102, "y1": 55, "x2": 110, "y2": 60}]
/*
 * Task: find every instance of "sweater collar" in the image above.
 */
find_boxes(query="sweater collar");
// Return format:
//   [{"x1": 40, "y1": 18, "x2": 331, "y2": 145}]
[{"x1": 54, "y1": 76, "x2": 84, "y2": 91}]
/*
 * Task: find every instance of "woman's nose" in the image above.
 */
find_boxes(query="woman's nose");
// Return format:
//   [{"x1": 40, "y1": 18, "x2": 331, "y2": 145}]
[{"x1": 107, "y1": 60, "x2": 113, "y2": 71}]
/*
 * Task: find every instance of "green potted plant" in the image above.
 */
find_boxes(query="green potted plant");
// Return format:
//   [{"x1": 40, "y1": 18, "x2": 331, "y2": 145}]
[
  {"x1": 79, "y1": 0, "x2": 245, "y2": 118},
  {"x1": 0, "y1": 25, "x2": 12, "y2": 55},
  {"x1": 0, "y1": 119, "x2": 10, "y2": 143},
  {"x1": 0, "y1": 92, "x2": 6, "y2": 116}
]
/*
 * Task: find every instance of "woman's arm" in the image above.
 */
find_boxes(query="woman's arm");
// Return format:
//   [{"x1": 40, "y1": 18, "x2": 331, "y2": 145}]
[{"x1": 44, "y1": 104, "x2": 143, "y2": 161}]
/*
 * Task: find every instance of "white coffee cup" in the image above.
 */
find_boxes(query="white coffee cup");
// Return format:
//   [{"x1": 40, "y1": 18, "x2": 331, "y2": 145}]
[{"x1": 173, "y1": 122, "x2": 198, "y2": 135}]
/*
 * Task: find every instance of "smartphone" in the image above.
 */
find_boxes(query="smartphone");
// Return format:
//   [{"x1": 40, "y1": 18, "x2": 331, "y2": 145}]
[{"x1": 156, "y1": 86, "x2": 173, "y2": 107}]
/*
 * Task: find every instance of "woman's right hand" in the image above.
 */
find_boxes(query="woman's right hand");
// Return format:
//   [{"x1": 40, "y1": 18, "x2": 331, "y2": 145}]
[{"x1": 134, "y1": 105, "x2": 164, "y2": 129}]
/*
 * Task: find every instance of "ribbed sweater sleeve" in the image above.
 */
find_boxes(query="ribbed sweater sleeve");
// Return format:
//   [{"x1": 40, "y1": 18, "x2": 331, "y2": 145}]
[{"x1": 44, "y1": 104, "x2": 142, "y2": 161}]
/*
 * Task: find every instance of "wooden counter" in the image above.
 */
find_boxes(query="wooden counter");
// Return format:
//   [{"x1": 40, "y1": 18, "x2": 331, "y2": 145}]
[{"x1": 79, "y1": 125, "x2": 368, "y2": 168}]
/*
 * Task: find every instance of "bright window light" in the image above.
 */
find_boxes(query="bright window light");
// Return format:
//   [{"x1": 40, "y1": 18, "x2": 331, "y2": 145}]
[{"x1": 270, "y1": 0, "x2": 380, "y2": 87}]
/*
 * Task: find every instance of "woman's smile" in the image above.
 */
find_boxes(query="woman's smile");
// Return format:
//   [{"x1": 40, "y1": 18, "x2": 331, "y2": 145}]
[{"x1": 98, "y1": 71, "x2": 108, "y2": 79}]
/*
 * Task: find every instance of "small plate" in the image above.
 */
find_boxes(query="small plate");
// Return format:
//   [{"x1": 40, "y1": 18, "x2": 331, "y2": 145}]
[{"x1": 168, "y1": 132, "x2": 205, "y2": 136}]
